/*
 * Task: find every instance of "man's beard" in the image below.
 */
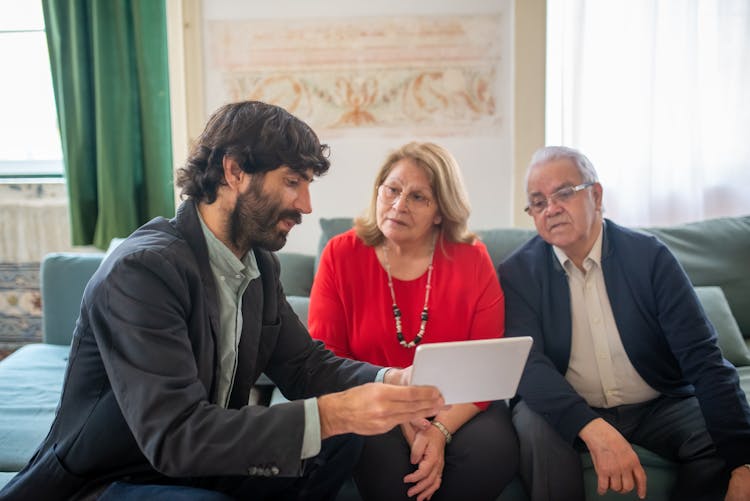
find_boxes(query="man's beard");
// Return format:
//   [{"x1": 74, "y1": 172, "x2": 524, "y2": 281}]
[{"x1": 229, "y1": 177, "x2": 302, "y2": 253}]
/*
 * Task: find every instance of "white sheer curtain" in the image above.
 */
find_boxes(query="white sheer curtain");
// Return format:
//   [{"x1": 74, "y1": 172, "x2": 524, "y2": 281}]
[{"x1": 546, "y1": 0, "x2": 750, "y2": 226}]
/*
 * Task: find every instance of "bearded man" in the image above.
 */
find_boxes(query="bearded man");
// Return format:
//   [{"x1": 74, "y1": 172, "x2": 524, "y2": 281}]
[{"x1": 0, "y1": 101, "x2": 445, "y2": 501}]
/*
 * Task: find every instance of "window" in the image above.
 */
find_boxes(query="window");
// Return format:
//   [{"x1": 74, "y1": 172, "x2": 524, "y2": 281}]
[
  {"x1": 0, "y1": 0, "x2": 63, "y2": 178},
  {"x1": 546, "y1": 0, "x2": 750, "y2": 226}
]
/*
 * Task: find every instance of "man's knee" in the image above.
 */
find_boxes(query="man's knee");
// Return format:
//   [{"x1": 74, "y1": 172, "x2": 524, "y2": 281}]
[
  {"x1": 513, "y1": 401, "x2": 563, "y2": 446},
  {"x1": 311, "y1": 433, "x2": 363, "y2": 474},
  {"x1": 512, "y1": 401, "x2": 584, "y2": 501}
]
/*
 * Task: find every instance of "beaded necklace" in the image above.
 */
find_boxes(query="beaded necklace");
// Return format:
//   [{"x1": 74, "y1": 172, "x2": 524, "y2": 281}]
[{"x1": 382, "y1": 236, "x2": 436, "y2": 348}]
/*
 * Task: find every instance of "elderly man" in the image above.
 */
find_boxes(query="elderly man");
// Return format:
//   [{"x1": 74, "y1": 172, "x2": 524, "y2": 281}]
[{"x1": 499, "y1": 146, "x2": 750, "y2": 500}]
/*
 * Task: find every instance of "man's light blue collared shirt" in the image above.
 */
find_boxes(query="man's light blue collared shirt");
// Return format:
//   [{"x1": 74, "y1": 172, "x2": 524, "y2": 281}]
[{"x1": 197, "y1": 212, "x2": 323, "y2": 458}]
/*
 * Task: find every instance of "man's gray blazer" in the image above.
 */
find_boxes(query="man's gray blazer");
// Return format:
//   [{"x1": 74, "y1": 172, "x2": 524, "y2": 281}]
[{"x1": 0, "y1": 200, "x2": 379, "y2": 500}]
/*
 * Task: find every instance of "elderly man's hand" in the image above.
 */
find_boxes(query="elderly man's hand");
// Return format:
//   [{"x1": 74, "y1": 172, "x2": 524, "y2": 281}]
[
  {"x1": 726, "y1": 464, "x2": 750, "y2": 501},
  {"x1": 318, "y1": 383, "x2": 445, "y2": 439},
  {"x1": 579, "y1": 418, "x2": 647, "y2": 499}
]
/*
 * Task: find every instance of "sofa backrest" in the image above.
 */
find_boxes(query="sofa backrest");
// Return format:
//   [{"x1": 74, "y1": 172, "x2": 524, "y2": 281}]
[
  {"x1": 312, "y1": 216, "x2": 750, "y2": 338},
  {"x1": 40, "y1": 215, "x2": 748, "y2": 346},
  {"x1": 41, "y1": 252, "x2": 104, "y2": 345},
  {"x1": 278, "y1": 252, "x2": 316, "y2": 297},
  {"x1": 475, "y1": 228, "x2": 536, "y2": 266},
  {"x1": 643, "y1": 216, "x2": 750, "y2": 338}
]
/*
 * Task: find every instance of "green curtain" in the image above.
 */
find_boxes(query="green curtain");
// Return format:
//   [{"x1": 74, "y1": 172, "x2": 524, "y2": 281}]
[{"x1": 43, "y1": 0, "x2": 174, "y2": 248}]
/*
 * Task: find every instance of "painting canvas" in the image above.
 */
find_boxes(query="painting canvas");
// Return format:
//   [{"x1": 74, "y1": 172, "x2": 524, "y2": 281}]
[{"x1": 206, "y1": 15, "x2": 505, "y2": 137}]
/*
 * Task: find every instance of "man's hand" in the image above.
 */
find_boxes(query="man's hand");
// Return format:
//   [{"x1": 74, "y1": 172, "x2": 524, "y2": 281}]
[
  {"x1": 404, "y1": 425, "x2": 447, "y2": 501},
  {"x1": 318, "y1": 383, "x2": 445, "y2": 439},
  {"x1": 726, "y1": 465, "x2": 750, "y2": 501},
  {"x1": 579, "y1": 418, "x2": 647, "y2": 499}
]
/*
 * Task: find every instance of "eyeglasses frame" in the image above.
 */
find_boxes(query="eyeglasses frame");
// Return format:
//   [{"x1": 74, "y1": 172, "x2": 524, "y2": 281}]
[
  {"x1": 377, "y1": 183, "x2": 434, "y2": 210},
  {"x1": 524, "y1": 182, "x2": 595, "y2": 215}
]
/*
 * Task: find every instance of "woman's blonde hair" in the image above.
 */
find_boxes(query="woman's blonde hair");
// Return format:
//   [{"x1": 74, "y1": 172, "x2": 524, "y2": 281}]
[{"x1": 355, "y1": 142, "x2": 476, "y2": 247}]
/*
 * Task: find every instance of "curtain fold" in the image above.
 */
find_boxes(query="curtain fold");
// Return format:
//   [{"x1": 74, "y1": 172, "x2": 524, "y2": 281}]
[
  {"x1": 546, "y1": 0, "x2": 750, "y2": 226},
  {"x1": 43, "y1": 0, "x2": 174, "y2": 248}
]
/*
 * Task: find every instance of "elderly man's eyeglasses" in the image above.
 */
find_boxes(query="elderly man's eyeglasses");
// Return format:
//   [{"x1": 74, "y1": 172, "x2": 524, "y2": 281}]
[
  {"x1": 378, "y1": 184, "x2": 433, "y2": 210},
  {"x1": 524, "y1": 182, "x2": 595, "y2": 215}
]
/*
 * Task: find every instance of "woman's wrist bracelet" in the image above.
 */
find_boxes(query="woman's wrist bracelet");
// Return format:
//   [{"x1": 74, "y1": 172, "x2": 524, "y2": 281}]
[{"x1": 431, "y1": 420, "x2": 452, "y2": 444}]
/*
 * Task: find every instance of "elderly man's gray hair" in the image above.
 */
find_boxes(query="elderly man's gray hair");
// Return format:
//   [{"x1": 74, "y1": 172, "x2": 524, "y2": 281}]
[{"x1": 526, "y1": 146, "x2": 599, "y2": 188}]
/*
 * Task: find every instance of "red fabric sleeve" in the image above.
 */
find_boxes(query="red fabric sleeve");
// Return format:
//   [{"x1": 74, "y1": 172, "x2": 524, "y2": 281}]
[
  {"x1": 468, "y1": 241, "x2": 505, "y2": 341},
  {"x1": 466, "y1": 241, "x2": 505, "y2": 409},
  {"x1": 308, "y1": 239, "x2": 354, "y2": 359}
]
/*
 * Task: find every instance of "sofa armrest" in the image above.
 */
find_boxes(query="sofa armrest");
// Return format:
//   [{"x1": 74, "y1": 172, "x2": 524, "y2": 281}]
[{"x1": 41, "y1": 252, "x2": 104, "y2": 345}]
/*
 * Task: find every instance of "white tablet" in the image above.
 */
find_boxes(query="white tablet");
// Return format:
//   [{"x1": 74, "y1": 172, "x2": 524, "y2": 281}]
[{"x1": 409, "y1": 337, "x2": 533, "y2": 405}]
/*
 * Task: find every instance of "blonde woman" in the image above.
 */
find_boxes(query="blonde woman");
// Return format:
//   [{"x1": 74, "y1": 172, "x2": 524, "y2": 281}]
[{"x1": 309, "y1": 142, "x2": 519, "y2": 501}]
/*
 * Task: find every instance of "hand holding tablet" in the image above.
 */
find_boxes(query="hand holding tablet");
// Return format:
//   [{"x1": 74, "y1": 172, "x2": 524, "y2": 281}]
[{"x1": 409, "y1": 337, "x2": 533, "y2": 405}]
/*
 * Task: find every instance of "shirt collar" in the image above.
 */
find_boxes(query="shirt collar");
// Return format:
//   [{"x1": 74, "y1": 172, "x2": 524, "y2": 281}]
[
  {"x1": 553, "y1": 220, "x2": 606, "y2": 273},
  {"x1": 197, "y1": 208, "x2": 259, "y2": 279}
]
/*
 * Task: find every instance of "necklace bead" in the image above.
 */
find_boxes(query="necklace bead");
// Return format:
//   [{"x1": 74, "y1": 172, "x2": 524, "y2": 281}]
[{"x1": 382, "y1": 237, "x2": 436, "y2": 349}]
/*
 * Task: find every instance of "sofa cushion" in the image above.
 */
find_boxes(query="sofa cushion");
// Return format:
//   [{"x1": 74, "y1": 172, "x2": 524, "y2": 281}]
[
  {"x1": 0, "y1": 473, "x2": 15, "y2": 492},
  {"x1": 739, "y1": 366, "x2": 750, "y2": 396},
  {"x1": 0, "y1": 344, "x2": 69, "y2": 471},
  {"x1": 278, "y1": 253, "x2": 316, "y2": 297},
  {"x1": 317, "y1": 218, "x2": 355, "y2": 272},
  {"x1": 643, "y1": 216, "x2": 750, "y2": 338},
  {"x1": 476, "y1": 228, "x2": 536, "y2": 266},
  {"x1": 41, "y1": 252, "x2": 104, "y2": 345},
  {"x1": 286, "y1": 295, "x2": 310, "y2": 327},
  {"x1": 694, "y1": 286, "x2": 750, "y2": 367}
]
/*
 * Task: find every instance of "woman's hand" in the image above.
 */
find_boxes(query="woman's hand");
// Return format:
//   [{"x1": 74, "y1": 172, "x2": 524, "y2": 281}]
[
  {"x1": 403, "y1": 424, "x2": 447, "y2": 501},
  {"x1": 400, "y1": 422, "x2": 417, "y2": 447},
  {"x1": 400, "y1": 416, "x2": 432, "y2": 447}
]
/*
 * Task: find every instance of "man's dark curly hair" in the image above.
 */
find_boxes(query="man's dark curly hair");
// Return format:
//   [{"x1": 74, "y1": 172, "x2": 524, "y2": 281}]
[{"x1": 176, "y1": 101, "x2": 330, "y2": 203}]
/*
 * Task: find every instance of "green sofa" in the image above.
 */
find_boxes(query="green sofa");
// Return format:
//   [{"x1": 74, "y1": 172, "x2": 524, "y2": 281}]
[{"x1": 1, "y1": 215, "x2": 748, "y2": 500}]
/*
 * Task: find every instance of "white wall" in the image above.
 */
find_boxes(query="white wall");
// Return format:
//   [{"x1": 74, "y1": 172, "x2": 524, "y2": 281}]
[{"x1": 197, "y1": 0, "x2": 515, "y2": 255}]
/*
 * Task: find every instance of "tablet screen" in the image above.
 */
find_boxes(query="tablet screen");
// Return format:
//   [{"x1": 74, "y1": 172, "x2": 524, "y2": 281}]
[{"x1": 409, "y1": 337, "x2": 532, "y2": 404}]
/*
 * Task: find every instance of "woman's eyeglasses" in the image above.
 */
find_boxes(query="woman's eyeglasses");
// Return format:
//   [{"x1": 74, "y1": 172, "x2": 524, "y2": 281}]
[{"x1": 378, "y1": 184, "x2": 433, "y2": 210}]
